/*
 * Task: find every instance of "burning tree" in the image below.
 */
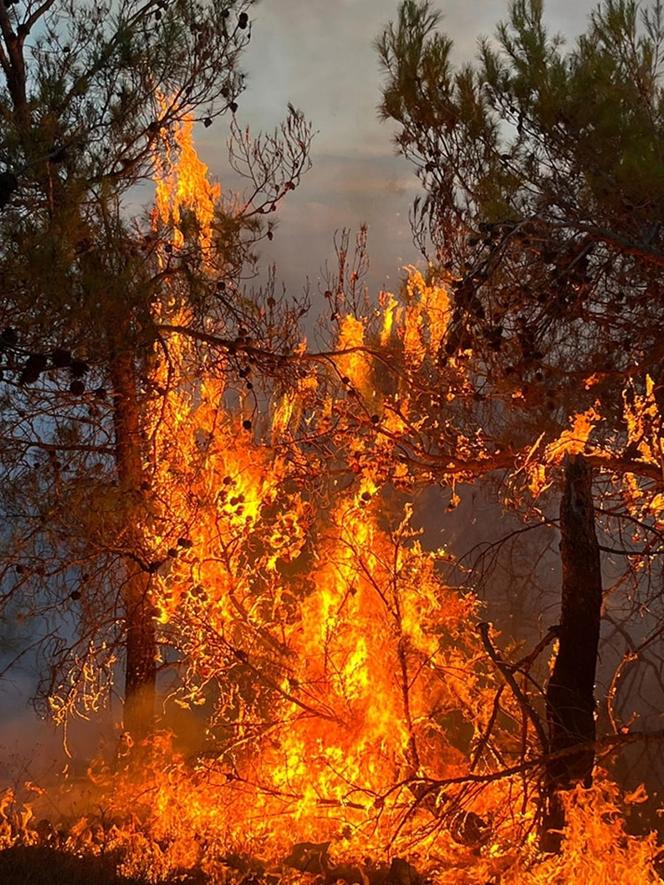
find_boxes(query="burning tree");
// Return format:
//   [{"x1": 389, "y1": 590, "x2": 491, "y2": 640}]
[
  {"x1": 374, "y1": 0, "x2": 664, "y2": 849},
  {"x1": 0, "y1": 118, "x2": 539, "y2": 880},
  {"x1": 0, "y1": 0, "x2": 312, "y2": 738},
  {"x1": 93, "y1": 140, "x2": 526, "y2": 869},
  {"x1": 0, "y1": 1, "x2": 663, "y2": 882}
]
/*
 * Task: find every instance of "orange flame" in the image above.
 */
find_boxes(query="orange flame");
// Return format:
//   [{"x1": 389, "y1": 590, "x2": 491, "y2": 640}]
[{"x1": 9, "y1": 132, "x2": 662, "y2": 885}]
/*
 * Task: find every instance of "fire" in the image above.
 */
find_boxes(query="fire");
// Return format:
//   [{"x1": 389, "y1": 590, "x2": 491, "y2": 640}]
[
  {"x1": 544, "y1": 405, "x2": 601, "y2": 464},
  {"x1": 401, "y1": 267, "x2": 452, "y2": 367},
  {"x1": 335, "y1": 314, "x2": 372, "y2": 399},
  {"x1": 3, "y1": 113, "x2": 663, "y2": 885},
  {"x1": 152, "y1": 108, "x2": 221, "y2": 254},
  {"x1": 143, "y1": 332, "x2": 499, "y2": 858}
]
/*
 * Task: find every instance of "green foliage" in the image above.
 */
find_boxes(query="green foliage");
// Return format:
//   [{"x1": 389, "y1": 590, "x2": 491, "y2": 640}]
[
  {"x1": 380, "y1": 0, "x2": 664, "y2": 224},
  {"x1": 0, "y1": 1, "x2": 257, "y2": 367},
  {"x1": 378, "y1": 0, "x2": 664, "y2": 429}
]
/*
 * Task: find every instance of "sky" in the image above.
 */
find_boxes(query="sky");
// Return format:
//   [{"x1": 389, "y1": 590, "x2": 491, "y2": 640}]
[{"x1": 191, "y1": 0, "x2": 596, "y2": 301}]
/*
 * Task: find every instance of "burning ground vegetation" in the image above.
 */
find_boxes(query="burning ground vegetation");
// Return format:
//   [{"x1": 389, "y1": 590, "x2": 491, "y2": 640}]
[
  {"x1": 2, "y1": 97, "x2": 664, "y2": 885},
  {"x1": 0, "y1": 741, "x2": 661, "y2": 885},
  {"x1": 1, "y1": 343, "x2": 664, "y2": 883}
]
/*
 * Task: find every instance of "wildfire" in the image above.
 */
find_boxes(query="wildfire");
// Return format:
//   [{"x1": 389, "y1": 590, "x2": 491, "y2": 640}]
[{"x1": 3, "y1": 111, "x2": 663, "y2": 885}]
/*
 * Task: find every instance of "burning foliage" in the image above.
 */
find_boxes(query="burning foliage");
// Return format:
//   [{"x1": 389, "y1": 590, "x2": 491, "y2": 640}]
[
  {"x1": 2, "y1": 106, "x2": 664, "y2": 885},
  {"x1": 1, "y1": 763, "x2": 662, "y2": 882}
]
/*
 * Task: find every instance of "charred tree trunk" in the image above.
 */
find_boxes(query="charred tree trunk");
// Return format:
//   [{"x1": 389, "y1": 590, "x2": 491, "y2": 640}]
[
  {"x1": 110, "y1": 349, "x2": 156, "y2": 741},
  {"x1": 542, "y1": 454, "x2": 602, "y2": 852}
]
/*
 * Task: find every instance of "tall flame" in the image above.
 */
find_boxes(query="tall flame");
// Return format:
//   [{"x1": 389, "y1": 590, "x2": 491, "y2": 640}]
[
  {"x1": 153, "y1": 111, "x2": 221, "y2": 254},
  {"x1": 7, "y1": 120, "x2": 662, "y2": 885}
]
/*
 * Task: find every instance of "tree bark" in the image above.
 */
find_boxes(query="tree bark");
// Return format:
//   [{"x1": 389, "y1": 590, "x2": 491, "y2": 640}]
[
  {"x1": 542, "y1": 454, "x2": 602, "y2": 852},
  {"x1": 110, "y1": 349, "x2": 156, "y2": 741}
]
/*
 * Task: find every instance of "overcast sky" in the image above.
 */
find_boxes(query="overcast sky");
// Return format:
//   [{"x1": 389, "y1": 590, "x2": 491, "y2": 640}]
[{"x1": 193, "y1": 0, "x2": 597, "y2": 299}]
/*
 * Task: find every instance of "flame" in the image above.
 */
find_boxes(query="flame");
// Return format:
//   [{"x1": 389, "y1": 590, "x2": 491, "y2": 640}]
[
  {"x1": 402, "y1": 267, "x2": 451, "y2": 368},
  {"x1": 335, "y1": 314, "x2": 373, "y2": 400},
  {"x1": 544, "y1": 405, "x2": 601, "y2": 464},
  {"x1": 153, "y1": 110, "x2": 221, "y2": 254},
  {"x1": 7, "y1": 133, "x2": 663, "y2": 885}
]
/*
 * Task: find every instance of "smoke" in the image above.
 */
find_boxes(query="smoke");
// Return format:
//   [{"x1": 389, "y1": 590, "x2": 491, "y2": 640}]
[{"x1": 196, "y1": 0, "x2": 598, "y2": 301}]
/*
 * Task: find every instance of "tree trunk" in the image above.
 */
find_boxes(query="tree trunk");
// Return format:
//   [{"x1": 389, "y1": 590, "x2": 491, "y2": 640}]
[
  {"x1": 110, "y1": 349, "x2": 156, "y2": 741},
  {"x1": 1, "y1": 14, "x2": 157, "y2": 736},
  {"x1": 542, "y1": 454, "x2": 602, "y2": 852}
]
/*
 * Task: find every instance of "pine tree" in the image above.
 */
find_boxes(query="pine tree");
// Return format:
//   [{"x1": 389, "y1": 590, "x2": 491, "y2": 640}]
[
  {"x1": 0, "y1": 0, "x2": 312, "y2": 739},
  {"x1": 377, "y1": 0, "x2": 664, "y2": 847}
]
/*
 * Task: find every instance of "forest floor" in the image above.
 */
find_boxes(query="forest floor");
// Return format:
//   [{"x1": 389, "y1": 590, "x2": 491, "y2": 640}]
[{"x1": 0, "y1": 844, "x2": 425, "y2": 885}]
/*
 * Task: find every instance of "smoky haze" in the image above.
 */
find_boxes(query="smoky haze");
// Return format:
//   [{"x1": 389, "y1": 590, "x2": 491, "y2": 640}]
[{"x1": 193, "y1": 0, "x2": 596, "y2": 299}]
